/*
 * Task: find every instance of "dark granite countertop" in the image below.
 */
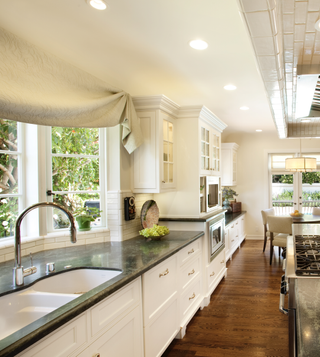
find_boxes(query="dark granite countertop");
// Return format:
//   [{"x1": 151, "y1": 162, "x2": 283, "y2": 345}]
[
  {"x1": 0, "y1": 230, "x2": 204, "y2": 357},
  {"x1": 295, "y1": 278, "x2": 320, "y2": 357},
  {"x1": 159, "y1": 210, "x2": 246, "y2": 227}
]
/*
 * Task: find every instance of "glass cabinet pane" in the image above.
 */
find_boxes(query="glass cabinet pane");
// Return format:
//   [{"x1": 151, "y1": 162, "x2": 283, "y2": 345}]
[
  {"x1": 201, "y1": 142, "x2": 205, "y2": 155},
  {"x1": 201, "y1": 157, "x2": 205, "y2": 170},
  {"x1": 205, "y1": 143, "x2": 209, "y2": 156},
  {"x1": 212, "y1": 147, "x2": 216, "y2": 159},
  {"x1": 169, "y1": 164, "x2": 173, "y2": 182},
  {"x1": 168, "y1": 123, "x2": 173, "y2": 142},
  {"x1": 163, "y1": 142, "x2": 168, "y2": 162},
  {"x1": 163, "y1": 121, "x2": 168, "y2": 141},
  {"x1": 163, "y1": 163, "x2": 168, "y2": 182},
  {"x1": 201, "y1": 127, "x2": 205, "y2": 141},
  {"x1": 205, "y1": 129, "x2": 209, "y2": 142},
  {"x1": 168, "y1": 143, "x2": 173, "y2": 162},
  {"x1": 206, "y1": 157, "x2": 210, "y2": 170}
]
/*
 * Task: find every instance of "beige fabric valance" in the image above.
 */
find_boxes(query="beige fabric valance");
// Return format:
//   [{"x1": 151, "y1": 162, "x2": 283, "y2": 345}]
[{"x1": 0, "y1": 27, "x2": 143, "y2": 154}]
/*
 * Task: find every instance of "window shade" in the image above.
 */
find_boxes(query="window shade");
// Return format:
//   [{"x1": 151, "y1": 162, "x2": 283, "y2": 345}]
[{"x1": 0, "y1": 27, "x2": 143, "y2": 154}]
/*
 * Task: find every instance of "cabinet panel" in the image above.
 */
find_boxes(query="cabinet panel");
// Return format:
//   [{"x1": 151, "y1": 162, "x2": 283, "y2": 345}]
[
  {"x1": 144, "y1": 297, "x2": 179, "y2": 357},
  {"x1": 200, "y1": 121, "x2": 221, "y2": 176},
  {"x1": 78, "y1": 307, "x2": 143, "y2": 357},
  {"x1": 180, "y1": 277, "x2": 201, "y2": 323},
  {"x1": 142, "y1": 254, "x2": 178, "y2": 325},
  {"x1": 178, "y1": 239, "x2": 201, "y2": 266},
  {"x1": 180, "y1": 255, "x2": 201, "y2": 290},
  {"x1": 19, "y1": 315, "x2": 87, "y2": 357},
  {"x1": 207, "y1": 249, "x2": 225, "y2": 291},
  {"x1": 133, "y1": 111, "x2": 157, "y2": 190},
  {"x1": 221, "y1": 143, "x2": 239, "y2": 186},
  {"x1": 90, "y1": 278, "x2": 141, "y2": 338}
]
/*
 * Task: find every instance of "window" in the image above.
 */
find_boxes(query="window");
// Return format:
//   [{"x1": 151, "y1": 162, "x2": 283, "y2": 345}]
[
  {"x1": 0, "y1": 119, "x2": 22, "y2": 238},
  {"x1": 46, "y1": 127, "x2": 106, "y2": 231}
]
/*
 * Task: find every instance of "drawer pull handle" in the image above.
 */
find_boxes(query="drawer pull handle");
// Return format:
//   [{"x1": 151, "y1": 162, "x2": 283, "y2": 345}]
[
  {"x1": 231, "y1": 239, "x2": 235, "y2": 242},
  {"x1": 236, "y1": 222, "x2": 238, "y2": 225},
  {"x1": 159, "y1": 268, "x2": 169, "y2": 278},
  {"x1": 236, "y1": 235, "x2": 238, "y2": 237},
  {"x1": 210, "y1": 272, "x2": 215, "y2": 277},
  {"x1": 188, "y1": 248, "x2": 194, "y2": 254},
  {"x1": 189, "y1": 293, "x2": 196, "y2": 300},
  {"x1": 188, "y1": 269, "x2": 195, "y2": 276},
  {"x1": 231, "y1": 225, "x2": 234, "y2": 228},
  {"x1": 220, "y1": 260, "x2": 225, "y2": 264}
]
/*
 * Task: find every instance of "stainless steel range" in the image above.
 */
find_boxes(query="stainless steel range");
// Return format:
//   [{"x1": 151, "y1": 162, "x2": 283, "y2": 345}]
[{"x1": 281, "y1": 224, "x2": 320, "y2": 357}]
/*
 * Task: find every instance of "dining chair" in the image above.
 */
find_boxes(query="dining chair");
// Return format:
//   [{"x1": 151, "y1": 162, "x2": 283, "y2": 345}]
[
  {"x1": 312, "y1": 207, "x2": 320, "y2": 215},
  {"x1": 267, "y1": 215, "x2": 292, "y2": 265},
  {"x1": 261, "y1": 208, "x2": 276, "y2": 252}
]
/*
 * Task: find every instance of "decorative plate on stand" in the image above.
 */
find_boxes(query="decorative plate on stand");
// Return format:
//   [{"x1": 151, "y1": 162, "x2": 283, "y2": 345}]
[{"x1": 140, "y1": 200, "x2": 159, "y2": 228}]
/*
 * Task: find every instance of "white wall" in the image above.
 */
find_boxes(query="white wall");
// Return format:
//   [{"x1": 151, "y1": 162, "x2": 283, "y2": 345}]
[{"x1": 221, "y1": 131, "x2": 320, "y2": 239}]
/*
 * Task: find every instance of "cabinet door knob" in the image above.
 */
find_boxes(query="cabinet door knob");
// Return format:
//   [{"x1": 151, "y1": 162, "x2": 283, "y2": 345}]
[
  {"x1": 188, "y1": 269, "x2": 195, "y2": 276},
  {"x1": 220, "y1": 260, "x2": 225, "y2": 264},
  {"x1": 93, "y1": 354, "x2": 100, "y2": 357},
  {"x1": 210, "y1": 272, "x2": 215, "y2": 277},
  {"x1": 231, "y1": 239, "x2": 234, "y2": 242},
  {"x1": 159, "y1": 268, "x2": 169, "y2": 278},
  {"x1": 188, "y1": 248, "x2": 194, "y2": 254},
  {"x1": 189, "y1": 293, "x2": 196, "y2": 300},
  {"x1": 162, "y1": 180, "x2": 166, "y2": 183}
]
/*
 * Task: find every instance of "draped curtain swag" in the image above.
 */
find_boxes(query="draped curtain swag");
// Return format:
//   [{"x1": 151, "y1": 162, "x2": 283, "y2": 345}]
[{"x1": 0, "y1": 27, "x2": 143, "y2": 154}]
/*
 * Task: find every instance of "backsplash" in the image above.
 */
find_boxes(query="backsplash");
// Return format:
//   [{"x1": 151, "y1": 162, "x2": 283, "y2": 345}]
[
  {"x1": 0, "y1": 191, "x2": 153, "y2": 263},
  {"x1": 107, "y1": 190, "x2": 154, "y2": 241}
]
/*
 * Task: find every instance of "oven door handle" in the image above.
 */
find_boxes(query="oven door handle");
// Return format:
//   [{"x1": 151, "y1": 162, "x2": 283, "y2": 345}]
[{"x1": 279, "y1": 274, "x2": 288, "y2": 315}]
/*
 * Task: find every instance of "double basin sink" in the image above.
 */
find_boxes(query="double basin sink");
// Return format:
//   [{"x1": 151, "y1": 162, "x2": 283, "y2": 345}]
[{"x1": 0, "y1": 268, "x2": 122, "y2": 340}]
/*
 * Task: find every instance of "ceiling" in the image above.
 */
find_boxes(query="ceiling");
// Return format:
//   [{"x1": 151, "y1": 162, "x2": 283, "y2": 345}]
[{"x1": 0, "y1": 0, "x2": 296, "y2": 137}]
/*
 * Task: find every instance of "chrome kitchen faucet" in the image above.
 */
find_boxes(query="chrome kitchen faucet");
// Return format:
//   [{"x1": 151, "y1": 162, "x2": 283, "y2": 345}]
[{"x1": 13, "y1": 202, "x2": 77, "y2": 286}]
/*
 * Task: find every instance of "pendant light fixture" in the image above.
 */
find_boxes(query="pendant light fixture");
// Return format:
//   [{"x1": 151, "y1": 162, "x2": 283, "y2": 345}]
[{"x1": 285, "y1": 139, "x2": 317, "y2": 172}]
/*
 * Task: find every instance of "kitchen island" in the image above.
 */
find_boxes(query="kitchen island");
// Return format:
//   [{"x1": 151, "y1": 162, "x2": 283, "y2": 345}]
[{"x1": 0, "y1": 230, "x2": 203, "y2": 356}]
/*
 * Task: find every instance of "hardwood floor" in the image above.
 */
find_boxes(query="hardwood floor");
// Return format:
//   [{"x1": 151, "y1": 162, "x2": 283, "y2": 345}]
[{"x1": 163, "y1": 240, "x2": 289, "y2": 357}]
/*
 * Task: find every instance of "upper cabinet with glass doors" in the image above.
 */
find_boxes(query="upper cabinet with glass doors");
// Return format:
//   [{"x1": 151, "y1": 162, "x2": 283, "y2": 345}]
[
  {"x1": 200, "y1": 121, "x2": 221, "y2": 176},
  {"x1": 131, "y1": 95, "x2": 179, "y2": 193}
]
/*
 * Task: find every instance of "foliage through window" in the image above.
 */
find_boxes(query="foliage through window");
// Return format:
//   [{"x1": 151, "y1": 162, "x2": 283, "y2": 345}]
[
  {"x1": 0, "y1": 119, "x2": 20, "y2": 238},
  {"x1": 50, "y1": 127, "x2": 102, "y2": 230}
]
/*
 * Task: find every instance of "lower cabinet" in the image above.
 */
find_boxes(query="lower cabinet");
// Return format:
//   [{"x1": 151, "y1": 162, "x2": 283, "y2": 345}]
[
  {"x1": 18, "y1": 278, "x2": 143, "y2": 357},
  {"x1": 226, "y1": 213, "x2": 246, "y2": 262}
]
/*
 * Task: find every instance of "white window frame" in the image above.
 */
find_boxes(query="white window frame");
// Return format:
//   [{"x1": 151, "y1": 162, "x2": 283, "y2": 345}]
[
  {"x1": 45, "y1": 126, "x2": 107, "y2": 233},
  {"x1": 0, "y1": 121, "x2": 24, "y2": 240}
]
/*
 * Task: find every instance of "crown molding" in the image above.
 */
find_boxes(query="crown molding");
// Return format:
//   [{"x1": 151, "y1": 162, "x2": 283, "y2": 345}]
[{"x1": 132, "y1": 95, "x2": 180, "y2": 117}]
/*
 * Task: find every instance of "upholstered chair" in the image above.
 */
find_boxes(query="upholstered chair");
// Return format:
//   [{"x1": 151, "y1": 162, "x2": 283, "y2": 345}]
[
  {"x1": 312, "y1": 207, "x2": 320, "y2": 215},
  {"x1": 261, "y1": 208, "x2": 276, "y2": 252},
  {"x1": 267, "y1": 216, "x2": 292, "y2": 265}
]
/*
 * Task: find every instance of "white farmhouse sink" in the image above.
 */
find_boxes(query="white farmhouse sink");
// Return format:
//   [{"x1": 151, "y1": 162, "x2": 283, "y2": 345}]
[{"x1": 0, "y1": 268, "x2": 122, "y2": 340}]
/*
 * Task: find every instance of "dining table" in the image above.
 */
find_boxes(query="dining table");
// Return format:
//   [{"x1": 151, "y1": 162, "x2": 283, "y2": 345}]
[{"x1": 290, "y1": 214, "x2": 320, "y2": 224}]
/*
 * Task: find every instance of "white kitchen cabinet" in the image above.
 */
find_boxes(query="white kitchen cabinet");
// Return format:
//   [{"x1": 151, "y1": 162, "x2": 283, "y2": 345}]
[
  {"x1": 225, "y1": 213, "x2": 246, "y2": 262},
  {"x1": 200, "y1": 121, "x2": 221, "y2": 176},
  {"x1": 77, "y1": 306, "x2": 143, "y2": 357},
  {"x1": 132, "y1": 95, "x2": 179, "y2": 193},
  {"x1": 142, "y1": 253, "x2": 179, "y2": 357},
  {"x1": 221, "y1": 143, "x2": 239, "y2": 186},
  {"x1": 18, "y1": 278, "x2": 143, "y2": 357}
]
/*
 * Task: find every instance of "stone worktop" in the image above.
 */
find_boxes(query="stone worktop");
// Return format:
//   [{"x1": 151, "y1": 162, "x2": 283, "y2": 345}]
[
  {"x1": 295, "y1": 278, "x2": 320, "y2": 357},
  {"x1": 0, "y1": 230, "x2": 204, "y2": 357}
]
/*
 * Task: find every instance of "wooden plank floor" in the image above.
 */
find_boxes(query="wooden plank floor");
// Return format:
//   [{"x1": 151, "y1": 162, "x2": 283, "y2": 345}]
[{"x1": 162, "y1": 240, "x2": 289, "y2": 357}]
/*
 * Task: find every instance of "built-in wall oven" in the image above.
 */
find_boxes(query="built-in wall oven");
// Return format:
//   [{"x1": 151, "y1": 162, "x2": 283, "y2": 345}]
[{"x1": 208, "y1": 212, "x2": 225, "y2": 262}]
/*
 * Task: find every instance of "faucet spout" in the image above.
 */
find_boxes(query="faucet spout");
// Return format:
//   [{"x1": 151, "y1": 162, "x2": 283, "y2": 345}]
[{"x1": 13, "y1": 202, "x2": 77, "y2": 286}]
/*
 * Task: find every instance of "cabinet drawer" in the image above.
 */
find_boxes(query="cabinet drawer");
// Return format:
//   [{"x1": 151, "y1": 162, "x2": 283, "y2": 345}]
[
  {"x1": 144, "y1": 297, "x2": 179, "y2": 357},
  {"x1": 180, "y1": 255, "x2": 201, "y2": 291},
  {"x1": 180, "y1": 277, "x2": 201, "y2": 323},
  {"x1": 178, "y1": 239, "x2": 201, "y2": 266},
  {"x1": 90, "y1": 278, "x2": 141, "y2": 338},
  {"x1": 142, "y1": 254, "x2": 178, "y2": 325},
  {"x1": 19, "y1": 315, "x2": 87, "y2": 357},
  {"x1": 78, "y1": 306, "x2": 143, "y2": 357},
  {"x1": 207, "y1": 249, "x2": 225, "y2": 289}
]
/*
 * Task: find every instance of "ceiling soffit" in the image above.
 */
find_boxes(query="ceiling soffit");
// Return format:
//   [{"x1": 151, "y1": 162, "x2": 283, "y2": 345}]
[{"x1": 237, "y1": 0, "x2": 320, "y2": 138}]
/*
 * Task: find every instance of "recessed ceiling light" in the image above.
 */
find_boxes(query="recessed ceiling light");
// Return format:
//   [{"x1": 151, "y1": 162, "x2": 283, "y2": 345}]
[
  {"x1": 189, "y1": 40, "x2": 208, "y2": 50},
  {"x1": 300, "y1": 118, "x2": 311, "y2": 122},
  {"x1": 240, "y1": 106, "x2": 249, "y2": 110},
  {"x1": 256, "y1": 129, "x2": 262, "y2": 132},
  {"x1": 86, "y1": 0, "x2": 107, "y2": 10},
  {"x1": 224, "y1": 84, "x2": 237, "y2": 90},
  {"x1": 315, "y1": 18, "x2": 320, "y2": 31}
]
